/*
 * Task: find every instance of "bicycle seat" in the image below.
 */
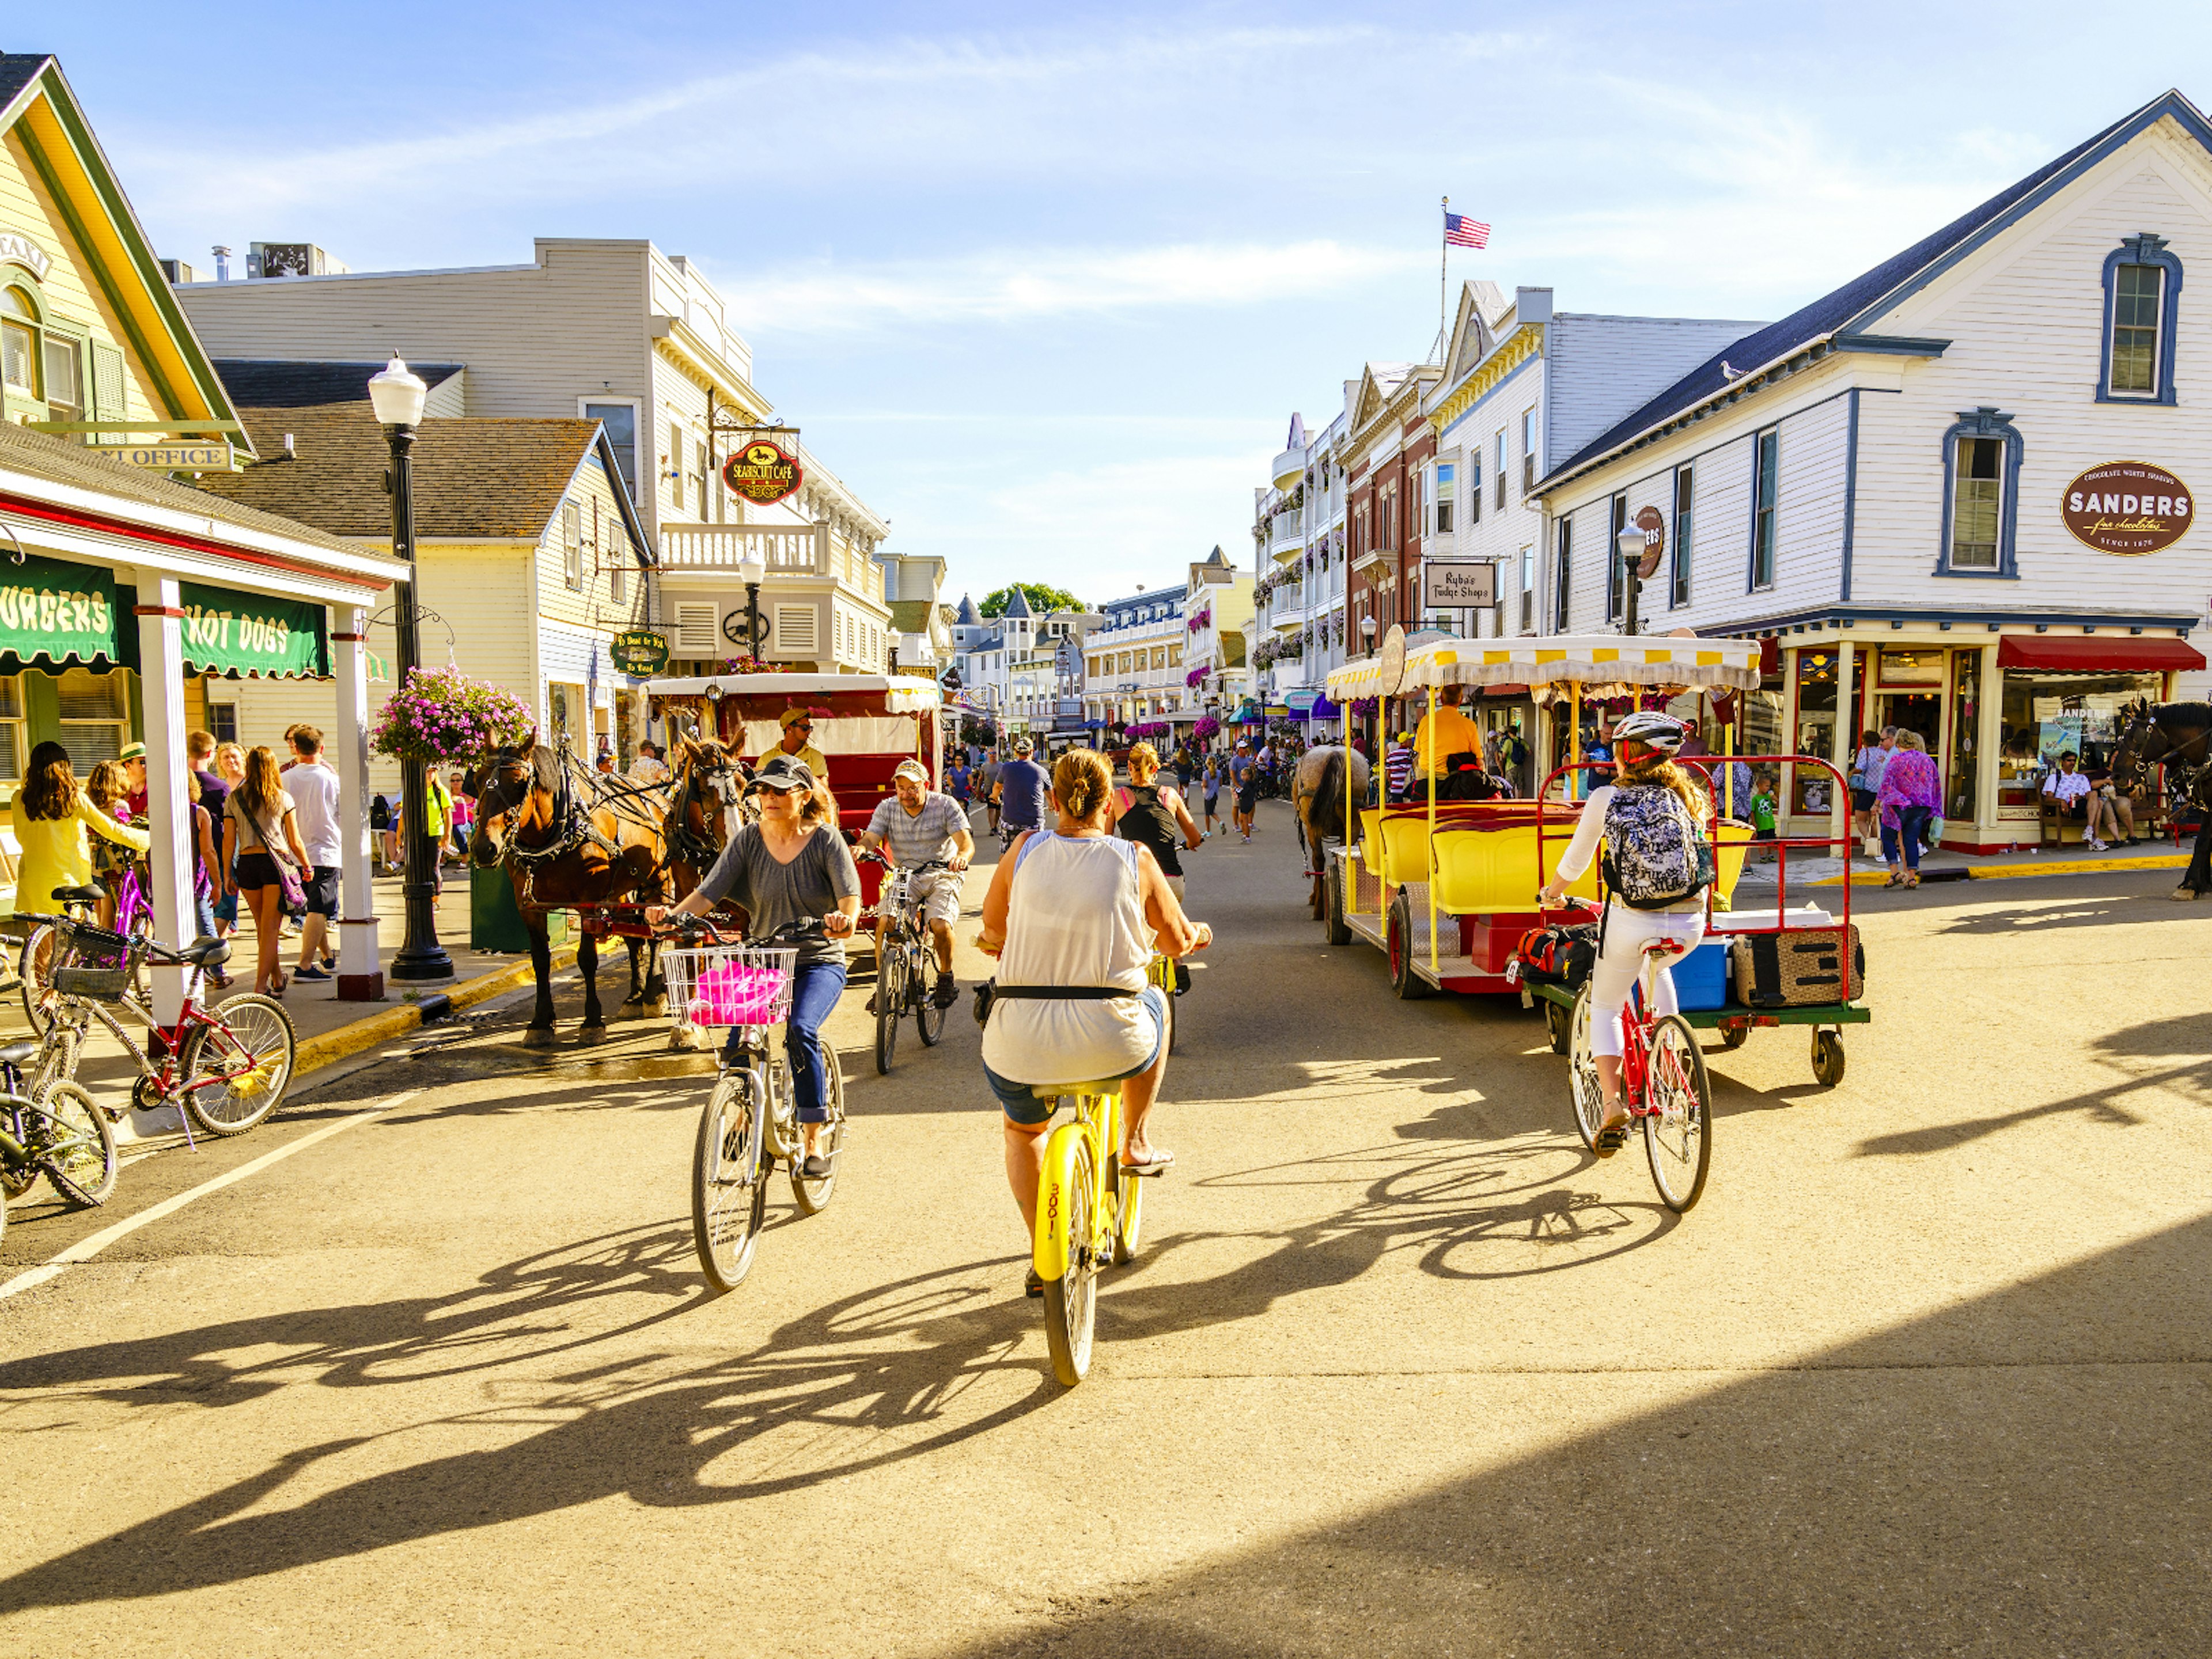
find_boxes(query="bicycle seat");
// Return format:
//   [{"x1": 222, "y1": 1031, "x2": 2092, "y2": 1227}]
[
  {"x1": 0, "y1": 1039, "x2": 36, "y2": 1067},
  {"x1": 181, "y1": 937, "x2": 233, "y2": 967},
  {"x1": 1031, "y1": 1080, "x2": 1126, "y2": 1099},
  {"x1": 50, "y1": 884, "x2": 103, "y2": 907}
]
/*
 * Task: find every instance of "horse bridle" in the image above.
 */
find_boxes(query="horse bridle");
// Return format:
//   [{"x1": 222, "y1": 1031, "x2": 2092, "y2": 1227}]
[{"x1": 665, "y1": 745, "x2": 741, "y2": 871}]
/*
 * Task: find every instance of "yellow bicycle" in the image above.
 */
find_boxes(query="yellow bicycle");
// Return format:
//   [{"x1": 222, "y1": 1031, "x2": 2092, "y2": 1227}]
[{"x1": 1031, "y1": 1075, "x2": 1149, "y2": 1386}]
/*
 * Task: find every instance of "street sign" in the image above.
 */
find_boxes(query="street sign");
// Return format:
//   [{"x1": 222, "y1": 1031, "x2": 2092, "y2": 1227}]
[
  {"x1": 609, "y1": 628, "x2": 669, "y2": 676},
  {"x1": 720, "y1": 608, "x2": 767, "y2": 646},
  {"x1": 97, "y1": 438, "x2": 236, "y2": 472},
  {"x1": 1421, "y1": 559, "x2": 1497, "y2": 609},
  {"x1": 1376, "y1": 622, "x2": 1408, "y2": 697}
]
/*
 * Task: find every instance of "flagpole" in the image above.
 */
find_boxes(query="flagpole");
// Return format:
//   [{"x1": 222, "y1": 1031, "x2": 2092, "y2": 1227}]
[{"x1": 1439, "y1": 195, "x2": 1449, "y2": 366}]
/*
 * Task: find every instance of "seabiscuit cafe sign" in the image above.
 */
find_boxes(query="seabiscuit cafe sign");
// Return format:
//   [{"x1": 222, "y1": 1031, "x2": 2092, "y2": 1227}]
[{"x1": 2063, "y1": 460, "x2": 2192, "y2": 554}]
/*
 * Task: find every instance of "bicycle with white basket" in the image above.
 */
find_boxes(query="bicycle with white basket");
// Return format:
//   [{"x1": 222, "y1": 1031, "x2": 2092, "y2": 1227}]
[{"x1": 660, "y1": 914, "x2": 849, "y2": 1292}]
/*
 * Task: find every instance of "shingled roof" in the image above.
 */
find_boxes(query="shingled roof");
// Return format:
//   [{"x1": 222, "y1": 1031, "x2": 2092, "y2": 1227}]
[
  {"x1": 1543, "y1": 89, "x2": 2209, "y2": 490},
  {"x1": 0, "y1": 55, "x2": 48, "y2": 118},
  {"x1": 0, "y1": 420, "x2": 373, "y2": 563},
  {"x1": 211, "y1": 359, "x2": 464, "y2": 410},
  {"x1": 195, "y1": 403, "x2": 645, "y2": 552}
]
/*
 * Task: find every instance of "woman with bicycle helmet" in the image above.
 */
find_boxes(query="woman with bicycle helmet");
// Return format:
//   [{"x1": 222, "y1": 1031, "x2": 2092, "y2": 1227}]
[{"x1": 1537, "y1": 711, "x2": 1713, "y2": 1156}]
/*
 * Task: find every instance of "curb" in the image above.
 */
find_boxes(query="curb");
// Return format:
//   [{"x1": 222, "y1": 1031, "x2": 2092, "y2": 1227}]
[
  {"x1": 1811, "y1": 853, "x2": 2189, "y2": 885},
  {"x1": 290, "y1": 947, "x2": 580, "y2": 1078}
]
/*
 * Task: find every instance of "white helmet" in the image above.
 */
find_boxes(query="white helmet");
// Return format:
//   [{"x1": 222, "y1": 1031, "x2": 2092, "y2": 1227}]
[{"x1": 1612, "y1": 711, "x2": 1688, "y2": 753}]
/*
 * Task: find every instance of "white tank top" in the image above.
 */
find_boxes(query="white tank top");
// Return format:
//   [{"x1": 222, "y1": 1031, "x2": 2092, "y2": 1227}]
[{"x1": 980, "y1": 830, "x2": 1156, "y2": 1085}]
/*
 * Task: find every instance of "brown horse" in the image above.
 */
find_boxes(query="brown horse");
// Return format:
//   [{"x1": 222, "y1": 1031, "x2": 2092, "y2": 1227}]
[
  {"x1": 2112, "y1": 698, "x2": 2212, "y2": 794},
  {"x1": 469, "y1": 740, "x2": 671, "y2": 1046},
  {"x1": 660, "y1": 734, "x2": 746, "y2": 906},
  {"x1": 1292, "y1": 745, "x2": 1372, "y2": 918}
]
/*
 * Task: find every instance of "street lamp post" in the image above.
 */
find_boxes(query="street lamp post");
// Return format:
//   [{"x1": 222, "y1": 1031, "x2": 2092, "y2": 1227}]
[
  {"x1": 737, "y1": 550, "x2": 767, "y2": 664},
  {"x1": 1616, "y1": 526, "x2": 1649, "y2": 638},
  {"x1": 369, "y1": 356, "x2": 453, "y2": 983}
]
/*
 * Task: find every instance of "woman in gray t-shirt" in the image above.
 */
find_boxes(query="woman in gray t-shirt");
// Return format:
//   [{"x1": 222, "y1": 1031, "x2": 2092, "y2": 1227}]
[{"x1": 654, "y1": 756, "x2": 859, "y2": 1177}]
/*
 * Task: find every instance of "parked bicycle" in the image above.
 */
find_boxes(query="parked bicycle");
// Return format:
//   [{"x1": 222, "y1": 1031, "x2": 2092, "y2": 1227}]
[
  {"x1": 22, "y1": 878, "x2": 153, "y2": 1033},
  {"x1": 867, "y1": 856, "x2": 953, "y2": 1074},
  {"x1": 1558, "y1": 897, "x2": 1714, "y2": 1212},
  {"x1": 0, "y1": 1040, "x2": 114, "y2": 1210},
  {"x1": 662, "y1": 915, "x2": 849, "y2": 1292},
  {"x1": 19, "y1": 905, "x2": 297, "y2": 1139}
]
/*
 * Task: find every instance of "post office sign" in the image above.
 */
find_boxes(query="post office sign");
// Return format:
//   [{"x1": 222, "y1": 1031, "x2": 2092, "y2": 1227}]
[
  {"x1": 97, "y1": 438, "x2": 236, "y2": 472},
  {"x1": 2062, "y1": 461, "x2": 2192, "y2": 555}
]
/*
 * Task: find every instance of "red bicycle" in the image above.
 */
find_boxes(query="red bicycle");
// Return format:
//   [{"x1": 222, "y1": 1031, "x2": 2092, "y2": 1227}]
[{"x1": 1558, "y1": 899, "x2": 1714, "y2": 1212}]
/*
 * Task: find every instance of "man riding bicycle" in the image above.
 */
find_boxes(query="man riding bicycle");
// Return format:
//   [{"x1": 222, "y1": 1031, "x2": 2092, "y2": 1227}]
[
  {"x1": 993, "y1": 736, "x2": 1051, "y2": 844},
  {"x1": 861, "y1": 757, "x2": 974, "y2": 1010},
  {"x1": 1537, "y1": 710, "x2": 1713, "y2": 1157}
]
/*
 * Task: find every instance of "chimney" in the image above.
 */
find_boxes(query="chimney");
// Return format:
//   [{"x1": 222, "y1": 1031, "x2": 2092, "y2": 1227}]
[{"x1": 211, "y1": 245, "x2": 232, "y2": 282}]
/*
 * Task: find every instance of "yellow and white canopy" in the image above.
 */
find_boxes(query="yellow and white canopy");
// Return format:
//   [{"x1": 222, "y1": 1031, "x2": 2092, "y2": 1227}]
[{"x1": 1325, "y1": 634, "x2": 1763, "y2": 700}]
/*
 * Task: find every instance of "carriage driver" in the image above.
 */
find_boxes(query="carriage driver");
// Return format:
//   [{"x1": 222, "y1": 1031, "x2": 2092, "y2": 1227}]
[{"x1": 861, "y1": 758, "x2": 974, "y2": 1010}]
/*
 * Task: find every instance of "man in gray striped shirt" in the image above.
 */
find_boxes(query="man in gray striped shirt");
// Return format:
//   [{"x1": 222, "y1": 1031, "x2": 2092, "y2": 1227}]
[{"x1": 861, "y1": 759, "x2": 975, "y2": 1008}]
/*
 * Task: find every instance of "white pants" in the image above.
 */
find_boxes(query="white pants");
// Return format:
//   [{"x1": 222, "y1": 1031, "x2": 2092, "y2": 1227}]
[{"x1": 1588, "y1": 904, "x2": 1706, "y2": 1058}]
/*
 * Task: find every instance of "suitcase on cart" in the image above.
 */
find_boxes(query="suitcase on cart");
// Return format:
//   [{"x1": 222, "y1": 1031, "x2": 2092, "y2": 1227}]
[{"x1": 1730, "y1": 925, "x2": 1863, "y2": 1007}]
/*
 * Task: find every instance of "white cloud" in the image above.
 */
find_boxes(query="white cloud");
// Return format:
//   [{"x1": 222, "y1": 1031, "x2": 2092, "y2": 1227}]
[{"x1": 713, "y1": 241, "x2": 1426, "y2": 334}]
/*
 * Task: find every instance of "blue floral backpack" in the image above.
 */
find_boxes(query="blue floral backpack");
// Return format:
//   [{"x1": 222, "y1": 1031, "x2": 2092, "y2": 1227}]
[{"x1": 1601, "y1": 783, "x2": 1715, "y2": 911}]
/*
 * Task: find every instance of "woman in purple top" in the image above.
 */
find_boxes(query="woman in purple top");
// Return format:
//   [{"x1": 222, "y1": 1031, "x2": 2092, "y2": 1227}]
[{"x1": 1875, "y1": 729, "x2": 1941, "y2": 888}]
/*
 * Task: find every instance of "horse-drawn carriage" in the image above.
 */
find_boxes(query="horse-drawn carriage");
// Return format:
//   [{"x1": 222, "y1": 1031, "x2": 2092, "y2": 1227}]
[{"x1": 1312, "y1": 630, "x2": 1870, "y2": 1086}]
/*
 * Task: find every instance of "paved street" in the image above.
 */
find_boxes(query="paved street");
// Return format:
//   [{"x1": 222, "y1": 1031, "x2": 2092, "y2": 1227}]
[{"x1": 4, "y1": 798, "x2": 2211, "y2": 1656}]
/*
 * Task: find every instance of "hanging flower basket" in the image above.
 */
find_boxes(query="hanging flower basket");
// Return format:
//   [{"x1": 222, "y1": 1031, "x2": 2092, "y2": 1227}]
[
  {"x1": 372, "y1": 665, "x2": 536, "y2": 766},
  {"x1": 1194, "y1": 714, "x2": 1221, "y2": 743}
]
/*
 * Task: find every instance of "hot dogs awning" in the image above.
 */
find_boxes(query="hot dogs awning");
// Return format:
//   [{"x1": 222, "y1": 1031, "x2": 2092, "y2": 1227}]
[{"x1": 0, "y1": 555, "x2": 332, "y2": 678}]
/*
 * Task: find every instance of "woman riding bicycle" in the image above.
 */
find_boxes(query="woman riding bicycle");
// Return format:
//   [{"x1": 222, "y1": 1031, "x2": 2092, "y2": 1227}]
[
  {"x1": 1107, "y1": 742, "x2": 1203, "y2": 900},
  {"x1": 976, "y1": 748, "x2": 1210, "y2": 1293},
  {"x1": 1537, "y1": 711, "x2": 1713, "y2": 1157},
  {"x1": 649, "y1": 753, "x2": 860, "y2": 1179}
]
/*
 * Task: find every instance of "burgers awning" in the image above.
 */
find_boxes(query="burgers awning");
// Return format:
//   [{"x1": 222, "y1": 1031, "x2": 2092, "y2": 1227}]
[{"x1": 1996, "y1": 635, "x2": 2205, "y2": 673}]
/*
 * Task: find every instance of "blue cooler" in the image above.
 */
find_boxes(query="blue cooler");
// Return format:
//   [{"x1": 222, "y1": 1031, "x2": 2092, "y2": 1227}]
[{"x1": 1672, "y1": 938, "x2": 1732, "y2": 1012}]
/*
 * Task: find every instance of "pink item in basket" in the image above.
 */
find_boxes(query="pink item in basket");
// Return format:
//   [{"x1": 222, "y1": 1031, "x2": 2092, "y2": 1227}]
[{"x1": 687, "y1": 961, "x2": 786, "y2": 1024}]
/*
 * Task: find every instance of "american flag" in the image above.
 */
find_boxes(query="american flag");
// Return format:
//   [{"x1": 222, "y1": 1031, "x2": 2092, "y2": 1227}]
[{"x1": 1444, "y1": 211, "x2": 1490, "y2": 249}]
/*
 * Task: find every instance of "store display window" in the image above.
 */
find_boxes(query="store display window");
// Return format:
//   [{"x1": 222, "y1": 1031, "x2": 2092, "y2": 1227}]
[
  {"x1": 1996, "y1": 670, "x2": 2162, "y2": 809},
  {"x1": 1791, "y1": 649, "x2": 1838, "y2": 814}
]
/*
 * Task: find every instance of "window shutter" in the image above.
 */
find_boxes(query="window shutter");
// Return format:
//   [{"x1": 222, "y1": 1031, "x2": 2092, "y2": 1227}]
[
  {"x1": 89, "y1": 341, "x2": 126, "y2": 424},
  {"x1": 673, "y1": 604, "x2": 718, "y2": 656},
  {"x1": 775, "y1": 605, "x2": 819, "y2": 656}
]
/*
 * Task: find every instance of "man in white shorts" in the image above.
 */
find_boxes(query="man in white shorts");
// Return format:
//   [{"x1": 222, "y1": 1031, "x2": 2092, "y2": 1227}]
[{"x1": 861, "y1": 758, "x2": 975, "y2": 1008}]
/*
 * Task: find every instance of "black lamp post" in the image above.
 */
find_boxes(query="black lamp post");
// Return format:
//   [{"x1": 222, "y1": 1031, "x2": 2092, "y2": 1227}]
[
  {"x1": 1616, "y1": 526, "x2": 1648, "y2": 638},
  {"x1": 370, "y1": 357, "x2": 453, "y2": 982}
]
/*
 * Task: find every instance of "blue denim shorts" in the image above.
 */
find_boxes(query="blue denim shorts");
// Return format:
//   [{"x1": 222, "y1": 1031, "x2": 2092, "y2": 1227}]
[{"x1": 984, "y1": 983, "x2": 1169, "y2": 1128}]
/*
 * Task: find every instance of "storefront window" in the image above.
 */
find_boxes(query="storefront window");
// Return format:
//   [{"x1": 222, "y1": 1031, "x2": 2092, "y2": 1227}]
[
  {"x1": 56, "y1": 668, "x2": 126, "y2": 774},
  {"x1": 1948, "y1": 650, "x2": 1982, "y2": 822},
  {"x1": 1791, "y1": 649, "x2": 1838, "y2": 814},
  {"x1": 0, "y1": 675, "x2": 23, "y2": 784},
  {"x1": 1997, "y1": 669, "x2": 2162, "y2": 809}
]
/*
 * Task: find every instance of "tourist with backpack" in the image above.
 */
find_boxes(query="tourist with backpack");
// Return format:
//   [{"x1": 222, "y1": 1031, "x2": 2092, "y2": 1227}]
[{"x1": 1537, "y1": 711, "x2": 1714, "y2": 1157}]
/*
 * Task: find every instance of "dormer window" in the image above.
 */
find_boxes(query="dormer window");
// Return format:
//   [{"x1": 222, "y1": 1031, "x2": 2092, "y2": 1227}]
[{"x1": 2097, "y1": 233, "x2": 2182, "y2": 405}]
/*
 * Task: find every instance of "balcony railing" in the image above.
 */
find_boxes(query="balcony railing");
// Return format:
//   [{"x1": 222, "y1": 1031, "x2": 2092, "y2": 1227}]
[
  {"x1": 660, "y1": 522, "x2": 830, "y2": 577},
  {"x1": 1271, "y1": 446, "x2": 1305, "y2": 491},
  {"x1": 1270, "y1": 509, "x2": 1305, "y2": 553}
]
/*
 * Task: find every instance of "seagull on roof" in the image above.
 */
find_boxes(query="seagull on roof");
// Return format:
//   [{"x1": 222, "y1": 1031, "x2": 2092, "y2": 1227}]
[{"x1": 1721, "y1": 361, "x2": 1743, "y2": 380}]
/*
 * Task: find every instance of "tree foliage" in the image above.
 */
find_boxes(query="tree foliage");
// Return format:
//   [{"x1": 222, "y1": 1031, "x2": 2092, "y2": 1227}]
[{"x1": 980, "y1": 582, "x2": 1085, "y2": 618}]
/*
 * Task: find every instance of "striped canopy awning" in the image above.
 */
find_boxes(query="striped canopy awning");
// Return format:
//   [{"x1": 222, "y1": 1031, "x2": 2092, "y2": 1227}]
[{"x1": 1325, "y1": 634, "x2": 1764, "y2": 699}]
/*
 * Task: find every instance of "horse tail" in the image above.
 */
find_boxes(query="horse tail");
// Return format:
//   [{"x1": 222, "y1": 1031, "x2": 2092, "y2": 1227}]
[{"x1": 1310, "y1": 751, "x2": 1346, "y2": 844}]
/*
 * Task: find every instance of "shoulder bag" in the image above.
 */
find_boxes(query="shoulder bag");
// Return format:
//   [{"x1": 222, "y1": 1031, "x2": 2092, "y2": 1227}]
[{"x1": 248, "y1": 803, "x2": 309, "y2": 918}]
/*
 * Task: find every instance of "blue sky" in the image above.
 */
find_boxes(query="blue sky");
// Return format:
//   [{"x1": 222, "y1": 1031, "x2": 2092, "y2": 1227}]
[{"x1": 26, "y1": 3, "x2": 2212, "y2": 606}]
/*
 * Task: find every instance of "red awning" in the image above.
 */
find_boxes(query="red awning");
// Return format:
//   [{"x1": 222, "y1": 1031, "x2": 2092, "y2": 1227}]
[{"x1": 1995, "y1": 635, "x2": 2205, "y2": 673}]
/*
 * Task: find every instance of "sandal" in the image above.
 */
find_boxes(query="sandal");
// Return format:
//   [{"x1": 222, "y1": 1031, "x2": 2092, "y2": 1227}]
[
  {"x1": 1903, "y1": 873, "x2": 1920, "y2": 889},
  {"x1": 1883, "y1": 871, "x2": 1902, "y2": 888},
  {"x1": 1594, "y1": 1114, "x2": 1631, "y2": 1158},
  {"x1": 1120, "y1": 1147, "x2": 1176, "y2": 1176}
]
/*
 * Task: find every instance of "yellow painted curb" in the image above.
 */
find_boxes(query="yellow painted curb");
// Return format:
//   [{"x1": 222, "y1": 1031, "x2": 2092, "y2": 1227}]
[
  {"x1": 1966, "y1": 853, "x2": 2188, "y2": 880},
  {"x1": 291, "y1": 947, "x2": 580, "y2": 1078}
]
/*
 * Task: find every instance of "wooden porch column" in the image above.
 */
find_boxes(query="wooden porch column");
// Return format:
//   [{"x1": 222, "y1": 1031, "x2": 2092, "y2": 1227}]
[
  {"x1": 134, "y1": 579, "x2": 193, "y2": 1023},
  {"x1": 1830, "y1": 639, "x2": 1856, "y2": 853},
  {"x1": 332, "y1": 608, "x2": 384, "y2": 999}
]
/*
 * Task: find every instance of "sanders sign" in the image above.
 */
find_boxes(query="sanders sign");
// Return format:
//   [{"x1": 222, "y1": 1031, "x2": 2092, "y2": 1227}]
[{"x1": 2062, "y1": 461, "x2": 2192, "y2": 555}]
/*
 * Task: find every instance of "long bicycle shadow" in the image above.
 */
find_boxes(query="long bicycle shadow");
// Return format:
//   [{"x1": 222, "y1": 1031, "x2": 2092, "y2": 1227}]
[{"x1": 0, "y1": 1247, "x2": 1056, "y2": 1609}]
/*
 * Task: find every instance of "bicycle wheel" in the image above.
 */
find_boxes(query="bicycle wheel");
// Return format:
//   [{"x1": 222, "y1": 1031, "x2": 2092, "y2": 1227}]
[
  {"x1": 915, "y1": 944, "x2": 948, "y2": 1047},
  {"x1": 692, "y1": 1071, "x2": 768, "y2": 1291},
  {"x1": 1040, "y1": 1135, "x2": 1098, "y2": 1386},
  {"x1": 180, "y1": 993, "x2": 297, "y2": 1137},
  {"x1": 1567, "y1": 987, "x2": 1605, "y2": 1154},
  {"x1": 35, "y1": 1081, "x2": 115, "y2": 1207},
  {"x1": 127, "y1": 908, "x2": 154, "y2": 1005},
  {"x1": 0, "y1": 1102, "x2": 39, "y2": 1199},
  {"x1": 789, "y1": 1046, "x2": 845, "y2": 1215},
  {"x1": 874, "y1": 945, "x2": 903, "y2": 1075},
  {"x1": 1644, "y1": 1013, "x2": 1714, "y2": 1213},
  {"x1": 19, "y1": 924, "x2": 56, "y2": 1037}
]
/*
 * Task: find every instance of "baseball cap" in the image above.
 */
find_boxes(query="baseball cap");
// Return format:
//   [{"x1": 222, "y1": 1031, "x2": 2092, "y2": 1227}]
[
  {"x1": 1012, "y1": 736, "x2": 1034, "y2": 754},
  {"x1": 778, "y1": 707, "x2": 815, "y2": 730},
  {"x1": 748, "y1": 753, "x2": 816, "y2": 793},
  {"x1": 892, "y1": 758, "x2": 930, "y2": 785},
  {"x1": 119, "y1": 741, "x2": 146, "y2": 762}
]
